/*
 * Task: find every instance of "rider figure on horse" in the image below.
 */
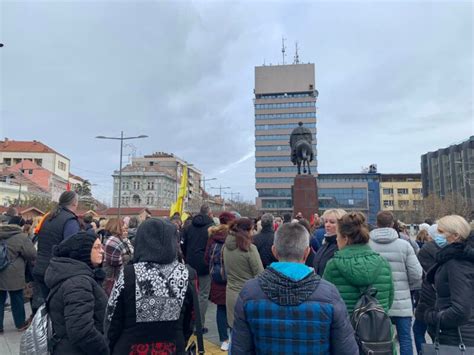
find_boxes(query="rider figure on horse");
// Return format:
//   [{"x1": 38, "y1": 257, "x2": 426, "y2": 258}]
[{"x1": 290, "y1": 122, "x2": 314, "y2": 174}]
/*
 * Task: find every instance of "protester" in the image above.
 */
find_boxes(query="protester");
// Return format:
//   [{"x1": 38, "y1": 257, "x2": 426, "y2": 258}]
[
  {"x1": 223, "y1": 218, "x2": 263, "y2": 329},
  {"x1": 313, "y1": 208, "x2": 347, "y2": 276},
  {"x1": 44, "y1": 232, "x2": 108, "y2": 354},
  {"x1": 311, "y1": 215, "x2": 326, "y2": 251},
  {"x1": 82, "y1": 213, "x2": 97, "y2": 237},
  {"x1": 323, "y1": 212, "x2": 394, "y2": 314},
  {"x1": 424, "y1": 215, "x2": 474, "y2": 346},
  {"x1": 369, "y1": 211, "x2": 422, "y2": 355},
  {"x1": 273, "y1": 216, "x2": 283, "y2": 231},
  {"x1": 0, "y1": 216, "x2": 36, "y2": 332},
  {"x1": 204, "y1": 211, "x2": 236, "y2": 351},
  {"x1": 395, "y1": 220, "x2": 420, "y2": 254},
  {"x1": 231, "y1": 222, "x2": 358, "y2": 354},
  {"x1": 413, "y1": 223, "x2": 440, "y2": 354},
  {"x1": 105, "y1": 218, "x2": 195, "y2": 354},
  {"x1": 126, "y1": 216, "x2": 139, "y2": 245},
  {"x1": 103, "y1": 218, "x2": 134, "y2": 296},
  {"x1": 182, "y1": 204, "x2": 214, "y2": 331},
  {"x1": 282, "y1": 213, "x2": 292, "y2": 224},
  {"x1": 252, "y1": 213, "x2": 277, "y2": 268},
  {"x1": 297, "y1": 218, "x2": 316, "y2": 266},
  {"x1": 415, "y1": 229, "x2": 431, "y2": 249},
  {"x1": 33, "y1": 191, "x2": 80, "y2": 298}
]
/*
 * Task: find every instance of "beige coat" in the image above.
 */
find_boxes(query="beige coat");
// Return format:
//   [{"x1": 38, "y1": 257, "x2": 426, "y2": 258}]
[{"x1": 223, "y1": 232, "x2": 263, "y2": 327}]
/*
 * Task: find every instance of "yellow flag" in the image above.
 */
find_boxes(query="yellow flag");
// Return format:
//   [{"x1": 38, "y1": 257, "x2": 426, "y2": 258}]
[{"x1": 170, "y1": 166, "x2": 188, "y2": 217}]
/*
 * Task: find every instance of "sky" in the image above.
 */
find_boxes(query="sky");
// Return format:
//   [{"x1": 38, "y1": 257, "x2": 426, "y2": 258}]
[{"x1": 0, "y1": 0, "x2": 473, "y2": 205}]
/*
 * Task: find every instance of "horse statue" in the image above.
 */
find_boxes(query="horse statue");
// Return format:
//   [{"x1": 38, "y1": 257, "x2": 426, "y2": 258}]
[{"x1": 290, "y1": 122, "x2": 314, "y2": 175}]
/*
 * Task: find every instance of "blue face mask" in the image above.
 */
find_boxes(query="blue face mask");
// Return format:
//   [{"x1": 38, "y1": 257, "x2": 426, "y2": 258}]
[{"x1": 434, "y1": 233, "x2": 447, "y2": 247}]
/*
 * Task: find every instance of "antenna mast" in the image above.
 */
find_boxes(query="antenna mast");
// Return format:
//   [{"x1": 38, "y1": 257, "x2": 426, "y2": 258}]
[
  {"x1": 294, "y1": 41, "x2": 300, "y2": 64},
  {"x1": 281, "y1": 37, "x2": 286, "y2": 65}
]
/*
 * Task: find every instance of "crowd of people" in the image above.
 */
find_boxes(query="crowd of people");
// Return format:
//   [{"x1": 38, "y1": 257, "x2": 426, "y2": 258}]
[{"x1": 0, "y1": 189, "x2": 473, "y2": 354}]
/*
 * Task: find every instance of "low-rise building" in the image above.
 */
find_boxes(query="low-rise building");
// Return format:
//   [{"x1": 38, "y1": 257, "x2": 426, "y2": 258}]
[
  {"x1": 379, "y1": 174, "x2": 423, "y2": 223},
  {"x1": 0, "y1": 138, "x2": 70, "y2": 181}
]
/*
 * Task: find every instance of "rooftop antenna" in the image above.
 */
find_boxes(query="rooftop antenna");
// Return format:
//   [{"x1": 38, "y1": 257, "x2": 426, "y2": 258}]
[
  {"x1": 281, "y1": 37, "x2": 286, "y2": 65},
  {"x1": 294, "y1": 41, "x2": 300, "y2": 64}
]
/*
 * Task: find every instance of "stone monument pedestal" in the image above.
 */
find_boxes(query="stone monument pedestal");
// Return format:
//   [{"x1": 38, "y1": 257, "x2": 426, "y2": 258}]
[{"x1": 292, "y1": 174, "x2": 318, "y2": 221}]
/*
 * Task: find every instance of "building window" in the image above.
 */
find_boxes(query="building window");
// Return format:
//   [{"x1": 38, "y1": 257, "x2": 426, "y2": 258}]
[
  {"x1": 397, "y1": 188, "x2": 409, "y2": 195},
  {"x1": 122, "y1": 181, "x2": 129, "y2": 190},
  {"x1": 255, "y1": 112, "x2": 316, "y2": 120},
  {"x1": 3, "y1": 158, "x2": 11, "y2": 166},
  {"x1": 133, "y1": 181, "x2": 141, "y2": 190},
  {"x1": 13, "y1": 158, "x2": 22, "y2": 165},
  {"x1": 412, "y1": 188, "x2": 422, "y2": 194},
  {"x1": 398, "y1": 200, "x2": 409, "y2": 209},
  {"x1": 255, "y1": 102, "x2": 315, "y2": 110},
  {"x1": 147, "y1": 181, "x2": 155, "y2": 190},
  {"x1": 413, "y1": 200, "x2": 421, "y2": 208},
  {"x1": 146, "y1": 196, "x2": 154, "y2": 205},
  {"x1": 34, "y1": 159, "x2": 42, "y2": 166},
  {"x1": 132, "y1": 194, "x2": 141, "y2": 204},
  {"x1": 382, "y1": 188, "x2": 393, "y2": 195},
  {"x1": 58, "y1": 161, "x2": 67, "y2": 171},
  {"x1": 383, "y1": 200, "x2": 394, "y2": 207}
]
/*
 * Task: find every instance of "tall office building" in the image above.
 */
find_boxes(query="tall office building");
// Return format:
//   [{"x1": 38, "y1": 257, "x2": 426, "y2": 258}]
[{"x1": 255, "y1": 64, "x2": 317, "y2": 214}]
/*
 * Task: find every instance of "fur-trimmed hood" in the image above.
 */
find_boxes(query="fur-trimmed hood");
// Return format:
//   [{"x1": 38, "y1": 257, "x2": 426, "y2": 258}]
[{"x1": 208, "y1": 224, "x2": 229, "y2": 243}]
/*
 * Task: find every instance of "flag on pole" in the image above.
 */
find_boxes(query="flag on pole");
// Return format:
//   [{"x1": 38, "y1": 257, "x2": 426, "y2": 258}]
[{"x1": 170, "y1": 166, "x2": 188, "y2": 217}]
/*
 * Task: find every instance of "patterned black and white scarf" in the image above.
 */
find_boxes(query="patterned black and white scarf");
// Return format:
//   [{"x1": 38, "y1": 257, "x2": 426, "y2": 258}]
[{"x1": 106, "y1": 260, "x2": 189, "y2": 324}]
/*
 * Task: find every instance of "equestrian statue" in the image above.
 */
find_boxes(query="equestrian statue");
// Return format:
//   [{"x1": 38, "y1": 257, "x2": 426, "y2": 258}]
[{"x1": 290, "y1": 122, "x2": 314, "y2": 175}]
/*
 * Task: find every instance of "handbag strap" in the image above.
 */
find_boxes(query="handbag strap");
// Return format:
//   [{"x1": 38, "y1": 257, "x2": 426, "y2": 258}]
[
  {"x1": 189, "y1": 280, "x2": 204, "y2": 354},
  {"x1": 434, "y1": 311, "x2": 467, "y2": 351}
]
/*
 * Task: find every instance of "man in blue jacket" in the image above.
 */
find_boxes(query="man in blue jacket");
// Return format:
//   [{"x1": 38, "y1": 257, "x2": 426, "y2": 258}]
[{"x1": 231, "y1": 222, "x2": 358, "y2": 355}]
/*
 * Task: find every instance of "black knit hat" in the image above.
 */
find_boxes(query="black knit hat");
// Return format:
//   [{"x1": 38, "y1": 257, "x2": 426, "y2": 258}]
[
  {"x1": 133, "y1": 218, "x2": 177, "y2": 264},
  {"x1": 53, "y1": 231, "x2": 98, "y2": 268}
]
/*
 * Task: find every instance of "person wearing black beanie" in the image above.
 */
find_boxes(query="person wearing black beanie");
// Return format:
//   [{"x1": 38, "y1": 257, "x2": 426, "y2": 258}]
[
  {"x1": 105, "y1": 218, "x2": 195, "y2": 355},
  {"x1": 44, "y1": 232, "x2": 109, "y2": 354}
]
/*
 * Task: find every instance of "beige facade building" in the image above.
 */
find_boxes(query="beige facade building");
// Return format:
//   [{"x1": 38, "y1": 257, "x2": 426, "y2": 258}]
[
  {"x1": 380, "y1": 174, "x2": 423, "y2": 213},
  {"x1": 112, "y1": 152, "x2": 203, "y2": 211},
  {"x1": 254, "y1": 64, "x2": 317, "y2": 213}
]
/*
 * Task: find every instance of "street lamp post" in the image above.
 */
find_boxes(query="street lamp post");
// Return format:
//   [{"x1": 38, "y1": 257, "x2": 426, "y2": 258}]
[
  {"x1": 201, "y1": 177, "x2": 217, "y2": 200},
  {"x1": 96, "y1": 131, "x2": 148, "y2": 219},
  {"x1": 210, "y1": 185, "x2": 230, "y2": 211}
]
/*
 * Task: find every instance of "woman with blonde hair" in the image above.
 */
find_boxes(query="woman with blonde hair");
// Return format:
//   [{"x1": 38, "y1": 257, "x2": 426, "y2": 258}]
[
  {"x1": 312, "y1": 208, "x2": 346, "y2": 276},
  {"x1": 424, "y1": 215, "x2": 474, "y2": 347}
]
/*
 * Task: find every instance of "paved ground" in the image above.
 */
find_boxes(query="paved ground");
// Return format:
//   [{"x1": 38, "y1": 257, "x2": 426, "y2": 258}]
[
  {"x1": 0, "y1": 302, "x2": 226, "y2": 354},
  {"x1": 1, "y1": 301, "x2": 421, "y2": 354}
]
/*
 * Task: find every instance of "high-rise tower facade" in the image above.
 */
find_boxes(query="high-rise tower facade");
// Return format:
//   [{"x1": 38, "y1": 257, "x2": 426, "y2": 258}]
[{"x1": 254, "y1": 63, "x2": 317, "y2": 214}]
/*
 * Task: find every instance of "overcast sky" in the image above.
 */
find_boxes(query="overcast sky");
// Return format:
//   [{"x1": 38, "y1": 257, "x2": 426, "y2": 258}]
[{"x1": 1, "y1": 0, "x2": 472, "y2": 204}]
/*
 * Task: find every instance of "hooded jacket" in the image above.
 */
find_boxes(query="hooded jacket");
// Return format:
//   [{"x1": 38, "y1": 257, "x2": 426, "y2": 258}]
[
  {"x1": 369, "y1": 227, "x2": 422, "y2": 317},
  {"x1": 182, "y1": 213, "x2": 214, "y2": 275},
  {"x1": 231, "y1": 262, "x2": 358, "y2": 354},
  {"x1": 424, "y1": 236, "x2": 474, "y2": 346},
  {"x1": 0, "y1": 224, "x2": 36, "y2": 291},
  {"x1": 323, "y1": 244, "x2": 394, "y2": 314},
  {"x1": 44, "y1": 257, "x2": 108, "y2": 355},
  {"x1": 252, "y1": 224, "x2": 277, "y2": 268},
  {"x1": 105, "y1": 218, "x2": 195, "y2": 354},
  {"x1": 223, "y1": 232, "x2": 263, "y2": 328}
]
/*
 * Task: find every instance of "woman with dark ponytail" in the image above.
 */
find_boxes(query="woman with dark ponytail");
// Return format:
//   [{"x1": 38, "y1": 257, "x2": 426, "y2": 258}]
[{"x1": 323, "y1": 212, "x2": 394, "y2": 314}]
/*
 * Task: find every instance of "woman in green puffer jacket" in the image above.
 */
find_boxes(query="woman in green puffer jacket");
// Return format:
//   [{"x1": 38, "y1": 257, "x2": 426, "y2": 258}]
[{"x1": 323, "y1": 212, "x2": 394, "y2": 314}]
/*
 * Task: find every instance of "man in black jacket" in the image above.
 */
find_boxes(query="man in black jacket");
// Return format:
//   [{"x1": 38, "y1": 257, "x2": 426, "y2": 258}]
[
  {"x1": 33, "y1": 191, "x2": 80, "y2": 298},
  {"x1": 182, "y1": 204, "x2": 214, "y2": 330},
  {"x1": 253, "y1": 213, "x2": 277, "y2": 268}
]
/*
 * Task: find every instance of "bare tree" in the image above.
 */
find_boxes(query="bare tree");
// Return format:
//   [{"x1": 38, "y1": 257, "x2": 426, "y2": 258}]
[{"x1": 421, "y1": 193, "x2": 470, "y2": 220}]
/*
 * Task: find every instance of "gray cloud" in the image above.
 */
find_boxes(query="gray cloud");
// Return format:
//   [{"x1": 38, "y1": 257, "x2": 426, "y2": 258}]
[{"x1": 1, "y1": 0, "x2": 472, "y2": 204}]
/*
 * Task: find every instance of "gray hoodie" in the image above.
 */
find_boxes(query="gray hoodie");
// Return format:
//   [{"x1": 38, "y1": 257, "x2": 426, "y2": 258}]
[{"x1": 369, "y1": 227, "x2": 422, "y2": 317}]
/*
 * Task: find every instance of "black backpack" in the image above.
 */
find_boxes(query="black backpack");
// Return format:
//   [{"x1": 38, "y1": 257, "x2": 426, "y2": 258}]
[
  {"x1": 350, "y1": 287, "x2": 393, "y2": 355},
  {"x1": 209, "y1": 242, "x2": 227, "y2": 284}
]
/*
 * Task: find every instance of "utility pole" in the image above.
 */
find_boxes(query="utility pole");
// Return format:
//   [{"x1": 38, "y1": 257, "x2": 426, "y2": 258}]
[{"x1": 96, "y1": 132, "x2": 148, "y2": 219}]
